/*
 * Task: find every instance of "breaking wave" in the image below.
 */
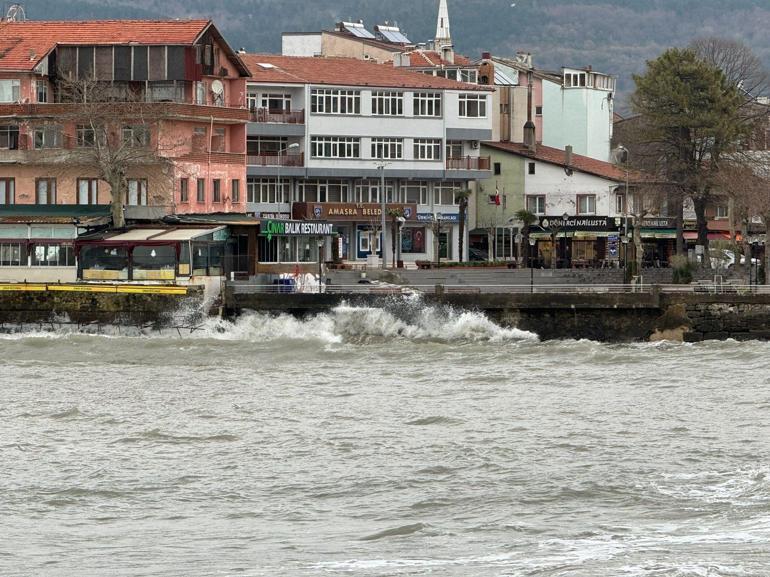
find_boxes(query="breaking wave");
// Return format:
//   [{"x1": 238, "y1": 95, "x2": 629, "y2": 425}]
[{"x1": 0, "y1": 299, "x2": 537, "y2": 345}]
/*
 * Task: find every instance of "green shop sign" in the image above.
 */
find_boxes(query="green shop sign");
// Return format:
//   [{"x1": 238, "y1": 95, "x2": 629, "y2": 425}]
[{"x1": 261, "y1": 220, "x2": 335, "y2": 241}]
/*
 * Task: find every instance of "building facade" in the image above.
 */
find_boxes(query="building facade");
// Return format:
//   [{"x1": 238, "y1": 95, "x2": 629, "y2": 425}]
[
  {"x1": 242, "y1": 54, "x2": 493, "y2": 268},
  {"x1": 0, "y1": 19, "x2": 250, "y2": 220}
]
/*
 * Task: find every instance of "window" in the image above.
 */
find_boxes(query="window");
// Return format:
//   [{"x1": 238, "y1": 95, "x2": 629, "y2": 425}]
[
  {"x1": 458, "y1": 94, "x2": 487, "y2": 118},
  {"x1": 526, "y1": 195, "x2": 546, "y2": 215},
  {"x1": 34, "y1": 125, "x2": 62, "y2": 149},
  {"x1": 231, "y1": 179, "x2": 240, "y2": 203},
  {"x1": 0, "y1": 178, "x2": 15, "y2": 205},
  {"x1": 494, "y1": 162, "x2": 501, "y2": 175},
  {"x1": 413, "y1": 138, "x2": 442, "y2": 160},
  {"x1": 298, "y1": 180, "x2": 348, "y2": 203},
  {"x1": 371, "y1": 138, "x2": 403, "y2": 160},
  {"x1": 565, "y1": 72, "x2": 587, "y2": 88},
  {"x1": 211, "y1": 127, "x2": 226, "y2": 152},
  {"x1": 371, "y1": 91, "x2": 404, "y2": 116},
  {"x1": 535, "y1": 105, "x2": 543, "y2": 116},
  {"x1": 310, "y1": 89, "x2": 361, "y2": 115},
  {"x1": 197, "y1": 178, "x2": 206, "y2": 202},
  {"x1": 36, "y1": 80, "x2": 48, "y2": 103},
  {"x1": 0, "y1": 79, "x2": 20, "y2": 103},
  {"x1": 445, "y1": 140, "x2": 463, "y2": 159},
  {"x1": 434, "y1": 181, "x2": 461, "y2": 205},
  {"x1": 0, "y1": 125, "x2": 19, "y2": 150},
  {"x1": 36, "y1": 178, "x2": 56, "y2": 204},
  {"x1": 615, "y1": 193, "x2": 626, "y2": 214},
  {"x1": 413, "y1": 92, "x2": 442, "y2": 117},
  {"x1": 213, "y1": 179, "x2": 222, "y2": 203},
  {"x1": 257, "y1": 236, "x2": 321, "y2": 264},
  {"x1": 0, "y1": 242, "x2": 24, "y2": 266},
  {"x1": 261, "y1": 93, "x2": 292, "y2": 112},
  {"x1": 77, "y1": 178, "x2": 98, "y2": 205},
  {"x1": 32, "y1": 244, "x2": 75, "y2": 267},
  {"x1": 577, "y1": 194, "x2": 596, "y2": 215},
  {"x1": 460, "y1": 70, "x2": 477, "y2": 83},
  {"x1": 77, "y1": 125, "x2": 96, "y2": 148},
  {"x1": 122, "y1": 125, "x2": 150, "y2": 147},
  {"x1": 401, "y1": 181, "x2": 428, "y2": 205},
  {"x1": 715, "y1": 205, "x2": 729, "y2": 219},
  {"x1": 127, "y1": 179, "x2": 147, "y2": 206},
  {"x1": 310, "y1": 136, "x2": 361, "y2": 159},
  {"x1": 246, "y1": 178, "x2": 291, "y2": 203},
  {"x1": 528, "y1": 162, "x2": 536, "y2": 175},
  {"x1": 180, "y1": 178, "x2": 189, "y2": 203}
]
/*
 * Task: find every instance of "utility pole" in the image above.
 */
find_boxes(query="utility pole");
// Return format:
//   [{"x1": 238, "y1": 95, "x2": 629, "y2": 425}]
[{"x1": 378, "y1": 163, "x2": 388, "y2": 269}]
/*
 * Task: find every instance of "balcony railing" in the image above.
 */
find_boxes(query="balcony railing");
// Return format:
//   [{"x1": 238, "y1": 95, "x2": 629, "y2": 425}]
[
  {"x1": 247, "y1": 152, "x2": 305, "y2": 167},
  {"x1": 446, "y1": 156, "x2": 491, "y2": 170},
  {"x1": 250, "y1": 108, "x2": 305, "y2": 124}
]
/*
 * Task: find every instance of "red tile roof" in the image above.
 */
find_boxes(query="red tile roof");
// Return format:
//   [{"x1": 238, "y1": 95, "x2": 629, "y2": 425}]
[
  {"x1": 484, "y1": 141, "x2": 641, "y2": 182},
  {"x1": 0, "y1": 19, "x2": 211, "y2": 71},
  {"x1": 242, "y1": 54, "x2": 492, "y2": 91}
]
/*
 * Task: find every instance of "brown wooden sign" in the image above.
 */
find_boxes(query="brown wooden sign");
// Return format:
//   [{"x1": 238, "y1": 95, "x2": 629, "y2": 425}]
[{"x1": 293, "y1": 202, "x2": 419, "y2": 221}]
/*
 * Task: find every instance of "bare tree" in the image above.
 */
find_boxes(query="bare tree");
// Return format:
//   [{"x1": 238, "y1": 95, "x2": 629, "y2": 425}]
[{"x1": 57, "y1": 76, "x2": 179, "y2": 228}]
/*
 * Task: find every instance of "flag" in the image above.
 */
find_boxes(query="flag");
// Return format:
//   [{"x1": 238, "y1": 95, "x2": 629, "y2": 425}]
[{"x1": 495, "y1": 186, "x2": 501, "y2": 206}]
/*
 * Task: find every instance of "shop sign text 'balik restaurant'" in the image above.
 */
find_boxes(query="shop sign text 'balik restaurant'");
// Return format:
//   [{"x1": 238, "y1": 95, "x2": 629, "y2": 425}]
[{"x1": 293, "y1": 203, "x2": 419, "y2": 222}]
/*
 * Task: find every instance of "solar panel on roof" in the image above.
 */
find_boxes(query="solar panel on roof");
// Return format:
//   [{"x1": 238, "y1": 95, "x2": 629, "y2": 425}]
[
  {"x1": 495, "y1": 69, "x2": 518, "y2": 86},
  {"x1": 343, "y1": 22, "x2": 375, "y2": 39},
  {"x1": 380, "y1": 29, "x2": 411, "y2": 44}
]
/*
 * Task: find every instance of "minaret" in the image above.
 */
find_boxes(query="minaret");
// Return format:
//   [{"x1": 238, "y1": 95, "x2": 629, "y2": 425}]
[{"x1": 435, "y1": 0, "x2": 451, "y2": 48}]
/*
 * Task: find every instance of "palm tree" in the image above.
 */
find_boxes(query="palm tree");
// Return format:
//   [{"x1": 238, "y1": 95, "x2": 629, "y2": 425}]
[
  {"x1": 514, "y1": 209, "x2": 538, "y2": 267},
  {"x1": 454, "y1": 189, "x2": 472, "y2": 262}
]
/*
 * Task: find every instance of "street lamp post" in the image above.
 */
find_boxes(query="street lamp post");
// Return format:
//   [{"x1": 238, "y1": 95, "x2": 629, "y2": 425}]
[
  {"x1": 621, "y1": 234, "x2": 630, "y2": 283},
  {"x1": 378, "y1": 163, "x2": 387, "y2": 269},
  {"x1": 529, "y1": 236, "x2": 537, "y2": 293},
  {"x1": 277, "y1": 142, "x2": 300, "y2": 211},
  {"x1": 317, "y1": 240, "x2": 324, "y2": 293},
  {"x1": 396, "y1": 216, "x2": 406, "y2": 268}
]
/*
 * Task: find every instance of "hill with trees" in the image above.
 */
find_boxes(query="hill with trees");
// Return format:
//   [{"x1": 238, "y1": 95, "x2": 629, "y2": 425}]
[{"x1": 8, "y1": 0, "x2": 770, "y2": 105}]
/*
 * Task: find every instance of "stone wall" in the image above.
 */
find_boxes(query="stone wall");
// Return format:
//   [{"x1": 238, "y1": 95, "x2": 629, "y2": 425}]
[{"x1": 0, "y1": 288, "x2": 204, "y2": 328}]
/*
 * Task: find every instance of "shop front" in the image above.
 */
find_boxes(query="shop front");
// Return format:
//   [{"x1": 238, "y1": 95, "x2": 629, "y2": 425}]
[
  {"x1": 636, "y1": 217, "x2": 677, "y2": 267},
  {"x1": 292, "y1": 202, "x2": 419, "y2": 264},
  {"x1": 256, "y1": 218, "x2": 336, "y2": 274},
  {"x1": 530, "y1": 216, "x2": 622, "y2": 268},
  {"x1": 76, "y1": 227, "x2": 228, "y2": 282}
]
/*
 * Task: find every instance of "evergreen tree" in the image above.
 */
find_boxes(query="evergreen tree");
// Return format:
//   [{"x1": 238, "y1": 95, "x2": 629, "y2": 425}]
[{"x1": 631, "y1": 48, "x2": 748, "y2": 255}]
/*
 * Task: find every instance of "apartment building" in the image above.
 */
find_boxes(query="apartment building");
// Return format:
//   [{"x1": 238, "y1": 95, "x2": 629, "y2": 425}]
[
  {"x1": 0, "y1": 17, "x2": 253, "y2": 281},
  {"x1": 0, "y1": 18, "x2": 250, "y2": 219},
  {"x1": 480, "y1": 54, "x2": 616, "y2": 162},
  {"x1": 242, "y1": 54, "x2": 493, "y2": 266}
]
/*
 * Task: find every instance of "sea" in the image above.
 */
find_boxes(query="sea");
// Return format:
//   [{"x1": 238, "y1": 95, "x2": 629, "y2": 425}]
[{"x1": 2, "y1": 300, "x2": 770, "y2": 577}]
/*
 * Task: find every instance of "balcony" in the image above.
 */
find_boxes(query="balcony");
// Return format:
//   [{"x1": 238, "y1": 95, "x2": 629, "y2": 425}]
[
  {"x1": 247, "y1": 152, "x2": 305, "y2": 167},
  {"x1": 446, "y1": 156, "x2": 491, "y2": 171},
  {"x1": 250, "y1": 108, "x2": 305, "y2": 124}
]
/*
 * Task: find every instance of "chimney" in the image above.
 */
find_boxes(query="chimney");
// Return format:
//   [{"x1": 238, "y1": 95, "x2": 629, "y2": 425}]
[
  {"x1": 478, "y1": 53, "x2": 494, "y2": 86},
  {"x1": 441, "y1": 44, "x2": 455, "y2": 65},
  {"x1": 565, "y1": 145, "x2": 573, "y2": 167},
  {"x1": 523, "y1": 70, "x2": 536, "y2": 153}
]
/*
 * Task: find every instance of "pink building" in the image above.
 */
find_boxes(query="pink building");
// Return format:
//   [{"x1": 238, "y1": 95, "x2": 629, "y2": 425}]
[{"x1": 0, "y1": 18, "x2": 250, "y2": 218}]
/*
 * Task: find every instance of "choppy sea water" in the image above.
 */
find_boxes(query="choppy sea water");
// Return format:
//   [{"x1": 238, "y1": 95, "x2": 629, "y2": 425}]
[{"x1": 2, "y1": 302, "x2": 770, "y2": 577}]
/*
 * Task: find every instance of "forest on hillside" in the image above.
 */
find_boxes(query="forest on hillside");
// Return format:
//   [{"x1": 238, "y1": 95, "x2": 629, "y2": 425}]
[{"x1": 8, "y1": 0, "x2": 770, "y2": 106}]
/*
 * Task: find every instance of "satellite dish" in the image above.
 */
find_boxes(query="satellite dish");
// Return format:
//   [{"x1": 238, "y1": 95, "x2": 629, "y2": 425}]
[
  {"x1": 210, "y1": 80, "x2": 224, "y2": 95},
  {"x1": 6, "y1": 4, "x2": 26, "y2": 21}
]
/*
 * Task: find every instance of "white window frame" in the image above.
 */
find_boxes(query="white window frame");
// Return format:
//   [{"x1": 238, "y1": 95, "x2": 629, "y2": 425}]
[
  {"x1": 458, "y1": 94, "x2": 487, "y2": 118},
  {"x1": 310, "y1": 89, "x2": 361, "y2": 115},
  {"x1": 310, "y1": 136, "x2": 361, "y2": 159},
  {"x1": 413, "y1": 138, "x2": 442, "y2": 160},
  {"x1": 34, "y1": 125, "x2": 62, "y2": 149},
  {"x1": 371, "y1": 91, "x2": 404, "y2": 116},
  {"x1": 413, "y1": 92, "x2": 442, "y2": 117},
  {"x1": 577, "y1": 194, "x2": 597, "y2": 215},
  {"x1": 0, "y1": 79, "x2": 20, "y2": 103},
  {"x1": 526, "y1": 195, "x2": 546, "y2": 215},
  {"x1": 127, "y1": 179, "x2": 148, "y2": 206},
  {"x1": 371, "y1": 138, "x2": 403, "y2": 160}
]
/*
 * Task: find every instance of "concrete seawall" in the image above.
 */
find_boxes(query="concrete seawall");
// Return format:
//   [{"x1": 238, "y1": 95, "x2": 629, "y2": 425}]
[
  {"x1": 0, "y1": 285, "x2": 205, "y2": 328},
  {"x1": 224, "y1": 288, "x2": 770, "y2": 342}
]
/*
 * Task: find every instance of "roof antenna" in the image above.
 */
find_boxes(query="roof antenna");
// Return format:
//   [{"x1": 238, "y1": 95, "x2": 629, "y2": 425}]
[{"x1": 6, "y1": 3, "x2": 26, "y2": 21}]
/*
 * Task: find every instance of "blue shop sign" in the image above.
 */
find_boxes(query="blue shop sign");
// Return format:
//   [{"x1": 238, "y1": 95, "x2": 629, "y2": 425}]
[{"x1": 417, "y1": 213, "x2": 460, "y2": 223}]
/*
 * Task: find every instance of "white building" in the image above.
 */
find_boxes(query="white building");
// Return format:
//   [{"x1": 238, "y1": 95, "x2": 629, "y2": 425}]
[{"x1": 242, "y1": 54, "x2": 493, "y2": 266}]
